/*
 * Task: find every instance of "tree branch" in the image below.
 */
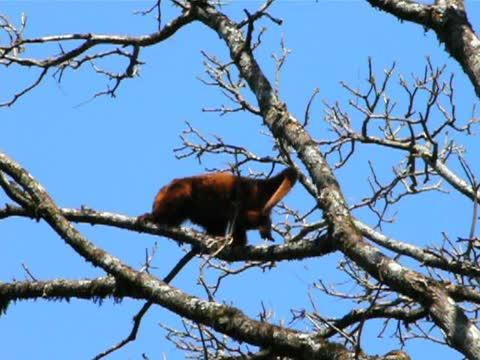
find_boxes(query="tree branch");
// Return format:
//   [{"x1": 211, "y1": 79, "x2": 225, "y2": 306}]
[
  {"x1": 190, "y1": 3, "x2": 480, "y2": 358},
  {"x1": 367, "y1": 0, "x2": 480, "y2": 98},
  {"x1": 0, "y1": 150, "x2": 374, "y2": 360}
]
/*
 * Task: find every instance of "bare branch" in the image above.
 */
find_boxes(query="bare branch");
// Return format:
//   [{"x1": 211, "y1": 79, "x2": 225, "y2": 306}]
[
  {"x1": 0, "y1": 9, "x2": 194, "y2": 105},
  {"x1": 94, "y1": 250, "x2": 197, "y2": 360},
  {"x1": 191, "y1": 4, "x2": 480, "y2": 357},
  {"x1": 0, "y1": 150, "x2": 363, "y2": 359},
  {"x1": 367, "y1": 0, "x2": 480, "y2": 98}
]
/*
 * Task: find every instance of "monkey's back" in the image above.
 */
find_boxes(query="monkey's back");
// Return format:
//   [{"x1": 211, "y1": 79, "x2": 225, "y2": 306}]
[
  {"x1": 187, "y1": 172, "x2": 239, "y2": 227},
  {"x1": 151, "y1": 172, "x2": 239, "y2": 227}
]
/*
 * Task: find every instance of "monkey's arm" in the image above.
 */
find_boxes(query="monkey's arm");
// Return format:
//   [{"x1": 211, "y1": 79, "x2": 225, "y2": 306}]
[{"x1": 242, "y1": 210, "x2": 273, "y2": 241}]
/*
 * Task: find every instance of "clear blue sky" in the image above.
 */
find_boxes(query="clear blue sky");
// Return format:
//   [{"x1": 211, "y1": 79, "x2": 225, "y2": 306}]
[{"x1": 1, "y1": 1, "x2": 479, "y2": 359}]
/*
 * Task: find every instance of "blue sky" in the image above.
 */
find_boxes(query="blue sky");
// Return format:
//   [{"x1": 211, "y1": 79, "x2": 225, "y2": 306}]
[{"x1": 1, "y1": 1, "x2": 479, "y2": 359}]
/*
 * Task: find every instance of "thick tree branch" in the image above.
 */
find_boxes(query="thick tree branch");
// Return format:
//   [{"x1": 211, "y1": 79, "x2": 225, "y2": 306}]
[
  {"x1": 0, "y1": 204, "x2": 336, "y2": 263},
  {"x1": 94, "y1": 248, "x2": 198, "y2": 360},
  {"x1": 0, "y1": 150, "x2": 374, "y2": 360},
  {"x1": 4, "y1": 202, "x2": 479, "y2": 280},
  {"x1": 367, "y1": 0, "x2": 480, "y2": 98},
  {"x1": 189, "y1": 2, "x2": 480, "y2": 358},
  {"x1": 0, "y1": 277, "x2": 124, "y2": 302}
]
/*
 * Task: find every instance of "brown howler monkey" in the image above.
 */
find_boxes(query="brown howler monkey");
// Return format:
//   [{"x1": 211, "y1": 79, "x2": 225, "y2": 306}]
[{"x1": 138, "y1": 167, "x2": 297, "y2": 246}]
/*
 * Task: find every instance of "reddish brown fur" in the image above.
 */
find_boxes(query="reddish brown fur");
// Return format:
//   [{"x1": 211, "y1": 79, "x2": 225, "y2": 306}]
[{"x1": 139, "y1": 167, "x2": 297, "y2": 246}]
